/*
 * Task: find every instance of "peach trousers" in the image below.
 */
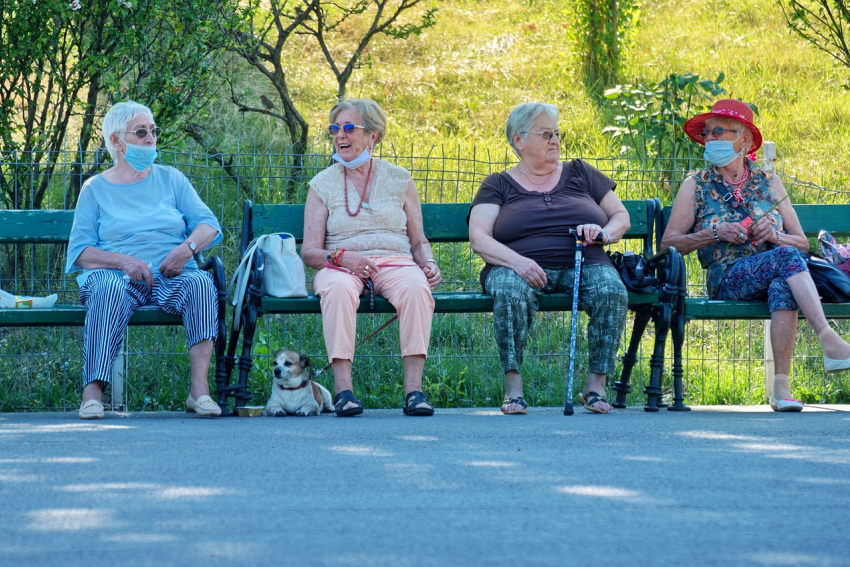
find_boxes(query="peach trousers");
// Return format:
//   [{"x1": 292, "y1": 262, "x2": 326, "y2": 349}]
[{"x1": 312, "y1": 256, "x2": 435, "y2": 361}]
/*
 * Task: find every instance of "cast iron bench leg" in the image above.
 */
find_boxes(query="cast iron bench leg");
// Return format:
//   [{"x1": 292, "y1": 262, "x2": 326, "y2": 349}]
[
  {"x1": 644, "y1": 302, "x2": 672, "y2": 412},
  {"x1": 612, "y1": 308, "x2": 652, "y2": 408}
]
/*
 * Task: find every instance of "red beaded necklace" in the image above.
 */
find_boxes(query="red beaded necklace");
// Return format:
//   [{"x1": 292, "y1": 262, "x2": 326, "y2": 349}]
[
  {"x1": 723, "y1": 167, "x2": 750, "y2": 205},
  {"x1": 343, "y1": 159, "x2": 374, "y2": 217}
]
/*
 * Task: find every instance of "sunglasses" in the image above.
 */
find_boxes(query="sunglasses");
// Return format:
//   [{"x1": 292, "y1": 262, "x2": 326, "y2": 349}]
[
  {"x1": 699, "y1": 126, "x2": 740, "y2": 138},
  {"x1": 125, "y1": 127, "x2": 162, "y2": 139},
  {"x1": 523, "y1": 130, "x2": 562, "y2": 141},
  {"x1": 328, "y1": 124, "x2": 366, "y2": 135}
]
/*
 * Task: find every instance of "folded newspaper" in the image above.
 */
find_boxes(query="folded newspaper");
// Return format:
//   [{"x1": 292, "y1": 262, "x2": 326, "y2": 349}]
[{"x1": 0, "y1": 290, "x2": 58, "y2": 308}]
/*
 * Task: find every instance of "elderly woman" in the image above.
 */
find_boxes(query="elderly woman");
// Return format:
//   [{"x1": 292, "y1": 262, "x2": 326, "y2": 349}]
[
  {"x1": 662, "y1": 99, "x2": 850, "y2": 412},
  {"x1": 468, "y1": 102, "x2": 630, "y2": 414},
  {"x1": 67, "y1": 101, "x2": 223, "y2": 420},
  {"x1": 301, "y1": 98, "x2": 442, "y2": 417}
]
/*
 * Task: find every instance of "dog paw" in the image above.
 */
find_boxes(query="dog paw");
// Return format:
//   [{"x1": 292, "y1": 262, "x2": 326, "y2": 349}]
[{"x1": 265, "y1": 407, "x2": 287, "y2": 417}]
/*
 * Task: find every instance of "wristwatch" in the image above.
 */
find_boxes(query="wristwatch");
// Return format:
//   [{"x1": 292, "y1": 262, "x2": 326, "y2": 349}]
[{"x1": 185, "y1": 240, "x2": 197, "y2": 253}]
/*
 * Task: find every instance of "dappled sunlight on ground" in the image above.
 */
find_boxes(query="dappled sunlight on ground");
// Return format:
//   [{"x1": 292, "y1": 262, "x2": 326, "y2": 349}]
[
  {"x1": 394, "y1": 435, "x2": 439, "y2": 441},
  {"x1": 101, "y1": 533, "x2": 176, "y2": 543},
  {"x1": 743, "y1": 551, "x2": 840, "y2": 566},
  {"x1": 26, "y1": 508, "x2": 115, "y2": 531},
  {"x1": 0, "y1": 457, "x2": 97, "y2": 463},
  {"x1": 327, "y1": 445, "x2": 393, "y2": 457},
  {"x1": 383, "y1": 463, "x2": 461, "y2": 490},
  {"x1": 620, "y1": 455, "x2": 667, "y2": 462},
  {"x1": 464, "y1": 461, "x2": 518, "y2": 467},
  {"x1": 58, "y1": 483, "x2": 236, "y2": 499},
  {"x1": 0, "y1": 423, "x2": 133, "y2": 435}
]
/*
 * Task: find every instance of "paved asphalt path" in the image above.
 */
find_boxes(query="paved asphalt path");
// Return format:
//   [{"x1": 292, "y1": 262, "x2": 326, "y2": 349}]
[{"x1": 2, "y1": 405, "x2": 850, "y2": 566}]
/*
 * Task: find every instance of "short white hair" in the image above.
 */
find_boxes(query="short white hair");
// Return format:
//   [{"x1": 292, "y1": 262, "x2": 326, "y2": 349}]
[
  {"x1": 505, "y1": 102, "x2": 559, "y2": 154},
  {"x1": 102, "y1": 101, "x2": 154, "y2": 162},
  {"x1": 329, "y1": 98, "x2": 387, "y2": 144}
]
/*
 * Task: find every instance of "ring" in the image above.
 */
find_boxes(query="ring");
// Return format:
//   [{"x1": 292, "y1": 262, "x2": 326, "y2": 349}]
[{"x1": 738, "y1": 232, "x2": 745, "y2": 240}]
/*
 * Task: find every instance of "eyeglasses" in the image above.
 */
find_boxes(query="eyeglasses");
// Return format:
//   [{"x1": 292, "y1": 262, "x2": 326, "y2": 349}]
[
  {"x1": 125, "y1": 127, "x2": 162, "y2": 139},
  {"x1": 699, "y1": 126, "x2": 740, "y2": 139},
  {"x1": 523, "y1": 130, "x2": 561, "y2": 141},
  {"x1": 328, "y1": 124, "x2": 366, "y2": 135}
]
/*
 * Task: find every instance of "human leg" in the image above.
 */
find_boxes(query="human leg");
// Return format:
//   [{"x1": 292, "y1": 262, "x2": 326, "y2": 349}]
[
  {"x1": 79, "y1": 271, "x2": 144, "y2": 412},
  {"x1": 486, "y1": 267, "x2": 541, "y2": 413},
  {"x1": 373, "y1": 258, "x2": 435, "y2": 412},
  {"x1": 563, "y1": 264, "x2": 627, "y2": 412},
  {"x1": 313, "y1": 267, "x2": 364, "y2": 413}
]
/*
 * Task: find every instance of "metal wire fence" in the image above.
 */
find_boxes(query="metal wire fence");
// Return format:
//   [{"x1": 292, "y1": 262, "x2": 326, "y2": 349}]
[{"x1": 1, "y1": 143, "x2": 849, "y2": 411}]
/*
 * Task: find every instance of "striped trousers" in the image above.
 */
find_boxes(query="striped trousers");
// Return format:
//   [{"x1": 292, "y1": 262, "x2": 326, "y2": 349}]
[{"x1": 79, "y1": 269, "x2": 218, "y2": 387}]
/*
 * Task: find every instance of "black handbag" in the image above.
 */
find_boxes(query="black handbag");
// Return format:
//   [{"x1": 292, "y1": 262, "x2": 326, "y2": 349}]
[
  {"x1": 807, "y1": 254, "x2": 850, "y2": 303},
  {"x1": 608, "y1": 251, "x2": 658, "y2": 294}
]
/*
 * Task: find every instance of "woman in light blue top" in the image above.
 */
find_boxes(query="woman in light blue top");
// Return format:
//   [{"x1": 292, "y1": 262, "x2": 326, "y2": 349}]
[{"x1": 66, "y1": 101, "x2": 223, "y2": 419}]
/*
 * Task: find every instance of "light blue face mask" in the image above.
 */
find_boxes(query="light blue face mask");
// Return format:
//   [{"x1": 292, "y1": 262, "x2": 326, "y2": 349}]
[
  {"x1": 704, "y1": 139, "x2": 746, "y2": 168},
  {"x1": 332, "y1": 147, "x2": 372, "y2": 169},
  {"x1": 122, "y1": 143, "x2": 158, "y2": 172}
]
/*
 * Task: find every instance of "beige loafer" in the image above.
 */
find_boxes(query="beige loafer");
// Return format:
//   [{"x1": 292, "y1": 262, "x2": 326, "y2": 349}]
[
  {"x1": 186, "y1": 394, "x2": 221, "y2": 418},
  {"x1": 79, "y1": 399, "x2": 104, "y2": 420}
]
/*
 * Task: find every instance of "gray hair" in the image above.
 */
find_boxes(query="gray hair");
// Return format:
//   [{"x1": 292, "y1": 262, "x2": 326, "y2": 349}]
[
  {"x1": 329, "y1": 98, "x2": 387, "y2": 144},
  {"x1": 102, "y1": 101, "x2": 154, "y2": 162},
  {"x1": 505, "y1": 102, "x2": 559, "y2": 154}
]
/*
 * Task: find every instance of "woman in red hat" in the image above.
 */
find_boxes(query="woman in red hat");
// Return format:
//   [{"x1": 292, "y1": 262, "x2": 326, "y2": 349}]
[{"x1": 662, "y1": 99, "x2": 850, "y2": 412}]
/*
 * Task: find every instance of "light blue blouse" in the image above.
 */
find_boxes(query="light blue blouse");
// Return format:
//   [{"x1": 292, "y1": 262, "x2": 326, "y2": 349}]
[{"x1": 65, "y1": 164, "x2": 223, "y2": 286}]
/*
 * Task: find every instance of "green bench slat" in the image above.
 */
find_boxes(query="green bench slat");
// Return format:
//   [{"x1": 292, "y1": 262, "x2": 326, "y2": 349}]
[
  {"x1": 261, "y1": 291, "x2": 659, "y2": 314},
  {"x1": 0, "y1": 305, "x2": 184, "y2": 327},
  {"x1": 685, "y1": 299, "x2": 850, "y2": 320},
  {"x1": 0, "y1": 210, "x2": 74, "y2": 244},
  {"x1": 252, "y1": 201, "x2": 651, "y2": 243}
]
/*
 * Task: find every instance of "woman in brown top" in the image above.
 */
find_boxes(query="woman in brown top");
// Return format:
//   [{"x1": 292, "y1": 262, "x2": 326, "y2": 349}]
[
  {"x1": 468, "y1": 102, "x2": 630, "y2": 414},
  {"x1": 301, "y1": 98, "x2": 442, "y2": 417}
]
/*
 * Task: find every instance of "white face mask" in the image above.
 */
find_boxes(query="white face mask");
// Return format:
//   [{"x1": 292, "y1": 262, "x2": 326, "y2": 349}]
[{"x1": 332, "y1": 147, "x2": 372, "y2": 169}]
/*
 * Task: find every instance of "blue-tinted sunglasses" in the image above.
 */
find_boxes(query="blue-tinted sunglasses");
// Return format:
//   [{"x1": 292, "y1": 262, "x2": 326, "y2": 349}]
[{"x1": 328, "y1": 123, "x2": 366, "y2": 135}]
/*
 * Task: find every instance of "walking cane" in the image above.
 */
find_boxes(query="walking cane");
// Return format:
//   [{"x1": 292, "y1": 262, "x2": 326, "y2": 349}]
[{"x1": 564, "y1": 229, "x2": 603, "y2": 416}]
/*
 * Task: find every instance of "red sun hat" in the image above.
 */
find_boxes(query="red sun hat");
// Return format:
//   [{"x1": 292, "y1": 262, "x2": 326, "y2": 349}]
[{"x1": 684, "y1": 99, "x2": 762, "y2": 154}]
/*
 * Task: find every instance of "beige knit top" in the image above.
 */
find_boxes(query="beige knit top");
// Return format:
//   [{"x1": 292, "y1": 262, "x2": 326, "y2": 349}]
[{"x1": 310, "y1": 159, "x2": 413, "y2": 258}]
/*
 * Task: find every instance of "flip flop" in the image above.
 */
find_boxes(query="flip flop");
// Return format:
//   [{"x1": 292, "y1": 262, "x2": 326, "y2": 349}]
[
  {"x1": 500, "y1": 397, "x2": 528, "y2": 415},
  {"x1": 577, "y1": 391, "x2": 610, "y2": 414}
]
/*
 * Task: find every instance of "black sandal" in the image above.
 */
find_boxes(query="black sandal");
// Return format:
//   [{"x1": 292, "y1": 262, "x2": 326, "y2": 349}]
[
  {"x1": 333, "y1": 390, "x2": 363, "y2": 417},
  {"x1": 577, "y1": 391, "x2": 610, "y2": 414},
  {"x1": 403, "y1": 391, "x2": 434, "y2": 416}
]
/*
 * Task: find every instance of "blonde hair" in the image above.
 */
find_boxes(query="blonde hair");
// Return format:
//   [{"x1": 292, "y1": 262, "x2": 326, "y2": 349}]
[{"x1": 329, "y1": 98, "x2": 387, "y2": 144}]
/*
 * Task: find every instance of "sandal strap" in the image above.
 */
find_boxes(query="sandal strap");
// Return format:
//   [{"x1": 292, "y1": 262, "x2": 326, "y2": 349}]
[
  {"x1": 502, "y1": 396, "x2": 527, "y2": 409},
  {"x1": 404, "y1": 390, "x2": 430, "y2": 410},
  {"x1": 333, "y1": 389, "x2": 361, "y2": 412}
]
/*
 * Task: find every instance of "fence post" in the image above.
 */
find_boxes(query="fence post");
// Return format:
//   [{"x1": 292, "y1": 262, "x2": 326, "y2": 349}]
[{"x1": 762, "y1": 141, "x2": 777, "y2": 398}]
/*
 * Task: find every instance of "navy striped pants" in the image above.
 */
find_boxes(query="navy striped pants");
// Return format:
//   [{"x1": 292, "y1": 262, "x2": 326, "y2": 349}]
[{"x1": 79, "y1": 269, "x2": 218, "y2": 387}]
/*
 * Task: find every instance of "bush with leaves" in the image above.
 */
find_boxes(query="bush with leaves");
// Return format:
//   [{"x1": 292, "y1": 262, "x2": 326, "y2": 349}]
[
  {"x1": 603, "y1": 72, "x2": 728, "y2": 161},
  {"x1": 780, "y1": 0, "x2": 850, "y2": 87},
  {"x1": 569, "y1": 0, "x2": 641, "y2": 90}
]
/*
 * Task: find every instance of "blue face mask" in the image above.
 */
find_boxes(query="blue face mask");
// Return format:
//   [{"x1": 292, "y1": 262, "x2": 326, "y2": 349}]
[
  {"x1": 122, "y1": 143, "x2": 158, "y2": 172},
  {"x1": 703, "y1": 139, "x2": 746, "y2": 168},
  {"x1": 332, "y1": 147, "x2": 372, "y2": 169}
]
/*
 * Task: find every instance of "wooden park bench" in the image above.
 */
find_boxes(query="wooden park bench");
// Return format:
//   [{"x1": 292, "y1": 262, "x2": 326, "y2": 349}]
[
  {"x1": 223, "y1": 199, "x2": 687, "y2": 411},
  {"x1": 630, "y1": 203, "x2": 850, "y2": 409},
  {"x1": 0, "y1": 209, "x2": 229, "y2": 411}
]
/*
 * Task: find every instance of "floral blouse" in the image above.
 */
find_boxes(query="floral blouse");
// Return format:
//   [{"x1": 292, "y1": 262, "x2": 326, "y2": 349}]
[{"x1": 691, "y1": 163, "x2": 784, "y2": 297}]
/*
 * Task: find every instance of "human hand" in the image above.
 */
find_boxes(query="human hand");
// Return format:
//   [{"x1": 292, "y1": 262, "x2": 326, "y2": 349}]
[
  {"x1": 340, "y1": 252, "x2": 379, "y2": 279},
  {"x1": 514, "y1": 257, "x2": 547, "y2": 289},
  {"x1": 749, "y1": 217, "x2": 776, "y2": 246},
  {"x1": 160, "y1": 243, "x2": 193, "y2": 278},
  {"x1": 120, "y1": 255, "x2": 154, "y2": 289},
  {"x1": 422, "y1": 261, "x2": 442, "y2": 290},
  {"x1": 576, "y1": 224, "x2": 606, "y2": 245},
  {"x1": 719, "y1": 221, "x2": 749, "y2": 244}
]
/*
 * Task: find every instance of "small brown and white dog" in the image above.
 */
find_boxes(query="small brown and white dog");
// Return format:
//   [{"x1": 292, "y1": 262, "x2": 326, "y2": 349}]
[{"x1": 265, "y1": 350, "x2": 333, "y2": 416}]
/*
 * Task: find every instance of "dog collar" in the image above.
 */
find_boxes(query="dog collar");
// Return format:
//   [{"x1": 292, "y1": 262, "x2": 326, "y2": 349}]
[{"x1": 279, "y1": 379, "x2": 309, "y2": 391}]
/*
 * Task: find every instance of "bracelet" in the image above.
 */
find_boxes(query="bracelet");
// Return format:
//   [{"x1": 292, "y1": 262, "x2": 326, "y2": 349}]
[
  {"x1": 425, "y1": 259, "x2": 437, "y2": 265},
  {"x1": 601, "y1": 229, "x2": 611, "y2": 245},
  {"x1": 775, "y1": 229, "x2": 782, "y2": 245},
  {"x1": 712, "y1": 224, "x2": 721, "y2": 243}
]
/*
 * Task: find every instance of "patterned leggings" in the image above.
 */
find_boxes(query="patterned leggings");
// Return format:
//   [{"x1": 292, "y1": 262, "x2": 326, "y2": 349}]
[
  {"x1": 715, "y1": 245, "x2": 808, "y2": 312},
  {"x1": 485, "y1": 264, "x2": 628, "y2": 376}
]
